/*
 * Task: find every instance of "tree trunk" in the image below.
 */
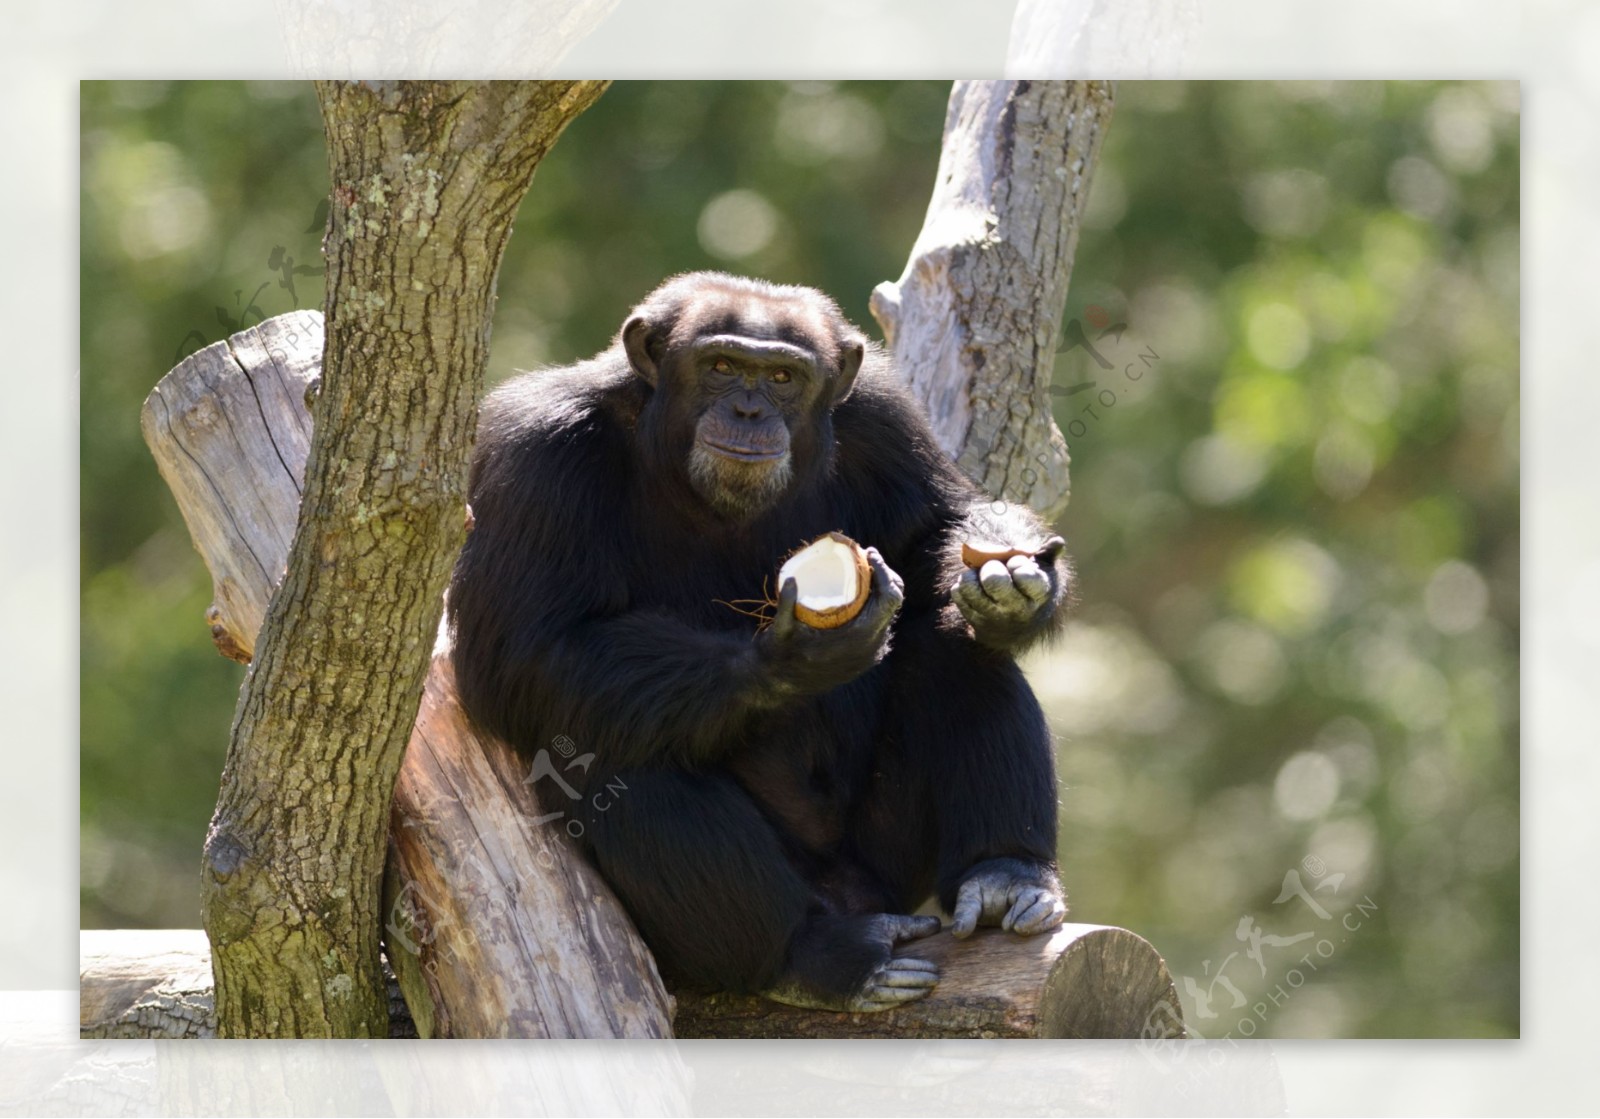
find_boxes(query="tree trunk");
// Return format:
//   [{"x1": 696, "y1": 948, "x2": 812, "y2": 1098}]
[
  {"x1": 192, "y1": 80, "x2": 607, "y2": 1038},
  {"x1": 1004, "y1": 0, "x2": 1203, "y2": 76},
  {"x1": 142, "y1": 310, "x2": 674, "y2": 1038},
  {"x1": 871, "y1": 80, "x2": 1115, "y2": 520}
]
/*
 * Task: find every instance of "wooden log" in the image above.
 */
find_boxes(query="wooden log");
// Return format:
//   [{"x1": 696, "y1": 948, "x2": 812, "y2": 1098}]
[
  {"x1": 79, "y1": 928, "x2": 417, "y2": 1040},
  {"x1": 673, "y1": 923, "x2": 1185, "y2": 1039},
  {"x1": 141, "y1": 310, "x2": 319, "y2": 664},
  {"x1": 81, "y1": 926, "x2": 1186, "y2": 1041},
  {"x1": 139, "y1": 311, "x2": 672, "y2": 1038},
  {"x1": 79, "y1": 929, "x2": 217, "y2": 1040},
  {"x1": 383, "y1": 655, "x2": 669, "y2": 1039}
]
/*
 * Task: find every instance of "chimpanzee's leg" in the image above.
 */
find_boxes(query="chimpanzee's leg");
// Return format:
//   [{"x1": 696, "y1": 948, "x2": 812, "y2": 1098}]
[
  {"x1": 577, "y1": 767, "x2": 940, "y2": 1009},
  {"x1": 852, "y1": 611, "x2": 1066, "y2": 931},
  {"x1": 575, "y1": 768, "x2": 805, "y2": 990}
]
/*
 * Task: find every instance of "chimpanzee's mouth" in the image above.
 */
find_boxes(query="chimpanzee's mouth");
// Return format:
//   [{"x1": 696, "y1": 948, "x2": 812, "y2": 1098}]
[{"x1": 700, "y1": 439, "x2": 788, "y2": 463}]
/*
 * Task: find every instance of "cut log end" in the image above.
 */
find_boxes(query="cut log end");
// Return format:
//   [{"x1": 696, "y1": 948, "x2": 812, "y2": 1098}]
[
  {"x1": 1037, "y1": 925, "x2": 1187, "y2": 1040},
  {"x1": 141, "y1": 309, "x2": 325, "y2": 666}
]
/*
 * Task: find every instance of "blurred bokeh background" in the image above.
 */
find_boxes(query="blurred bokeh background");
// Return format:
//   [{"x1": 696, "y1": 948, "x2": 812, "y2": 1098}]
[{"x1": 80, "y1": 80, "x2": 1519, "y2": 1038}]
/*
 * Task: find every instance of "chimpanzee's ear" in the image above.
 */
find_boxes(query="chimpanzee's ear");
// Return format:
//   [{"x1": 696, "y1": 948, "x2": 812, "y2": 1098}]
[
  {"x1": 622, "y1": 316, "x2": 662, "y2": 387},
  {"x1": 831, "y1": 336, "x2": 865, "y2": 405}
]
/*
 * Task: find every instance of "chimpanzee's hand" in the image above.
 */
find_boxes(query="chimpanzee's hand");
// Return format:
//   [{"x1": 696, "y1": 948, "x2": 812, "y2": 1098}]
[
  {"x1": 757, "y1": 546, "x2": 904, "y2": 697},
  {"x1": 950, "y1": 857, "x2": 1068, "y2": 939},
  {"x1": 952, "y1": 536, "x2": 1066, "y2": 650}
]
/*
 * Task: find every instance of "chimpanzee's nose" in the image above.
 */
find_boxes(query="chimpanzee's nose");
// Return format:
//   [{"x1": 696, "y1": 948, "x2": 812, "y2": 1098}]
[{"x1": 733, "y1": 394, "x2": 765, "y2": 420}]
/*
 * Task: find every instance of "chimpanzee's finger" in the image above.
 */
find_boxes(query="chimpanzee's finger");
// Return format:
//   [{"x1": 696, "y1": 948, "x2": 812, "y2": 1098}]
[
  {"x1": 979, "y1": 559, "x2": 1026, "y2": 608},
  {"x1": 866, "y1": 547, "x2": 905, "y2": 610},
  {"x1": 1036, "y1": 535, "x2": 1067, "y2": 563},
  {"x1": 771, "y1": 577, "x2": 799, "y2": 639},
  {"x1": 1003, "y1": 891, "x2": 1066, "y2": 935},
  {"x1": 951, "y1": 879, "x2": 984, "y2": 938},
  {"x1": 1007, "y1": 555, "x2": 1051, "y2": 602},
  {"x1": 885, "y1": 913, "x2": 942, "y2": 943}
]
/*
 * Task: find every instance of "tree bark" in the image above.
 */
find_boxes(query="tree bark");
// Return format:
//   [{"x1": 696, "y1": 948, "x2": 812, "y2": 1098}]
[
  {"x1": 1004, "y1": 0, "x2": 1202, "y2": 76},
  {"x1": 188, "y1": 80, "x2": 607, "y2": 1038},
  {"x1": 871, "y1": 80, "x2": 1114, "y2": 520}
]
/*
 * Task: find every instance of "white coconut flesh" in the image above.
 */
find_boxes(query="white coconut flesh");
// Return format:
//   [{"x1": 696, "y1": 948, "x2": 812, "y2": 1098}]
[{"x1": 778, "y1": 534, "x2": 870, "y2": 627}]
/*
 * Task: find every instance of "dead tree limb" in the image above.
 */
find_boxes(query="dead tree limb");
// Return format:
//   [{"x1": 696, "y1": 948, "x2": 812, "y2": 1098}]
[{"x1": 872, "y1": 80, "x2": 1115, "y2": 520}]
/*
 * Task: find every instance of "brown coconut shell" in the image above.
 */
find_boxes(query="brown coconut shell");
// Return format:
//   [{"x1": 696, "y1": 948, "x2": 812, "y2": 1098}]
[
  {"x1": 960, "y1": 540, "x2": 1035, "y2": 569},
  {"x1": 781, "y1": 531, "x2": 872, "y2": 629}
]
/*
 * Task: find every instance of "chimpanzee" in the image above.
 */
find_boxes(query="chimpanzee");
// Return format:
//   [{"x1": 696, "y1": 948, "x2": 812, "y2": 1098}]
[{"x1": 448, "y1": 272, "x2": 1071, "y2": 1012}]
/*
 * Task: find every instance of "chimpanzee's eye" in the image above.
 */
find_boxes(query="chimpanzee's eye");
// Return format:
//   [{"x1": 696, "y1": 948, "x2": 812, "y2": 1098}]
[
  {"x1": 771, "y1": 369, "x2": 792, "y2": 384},
  {"x1": 712, "y1": 358, "x2": 732, "y2": 374}
]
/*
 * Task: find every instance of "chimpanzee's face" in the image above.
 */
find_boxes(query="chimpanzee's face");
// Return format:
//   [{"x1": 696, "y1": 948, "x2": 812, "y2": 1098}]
[{"x1": 623, "y1": 291, "x2": 863, "y2": 520}]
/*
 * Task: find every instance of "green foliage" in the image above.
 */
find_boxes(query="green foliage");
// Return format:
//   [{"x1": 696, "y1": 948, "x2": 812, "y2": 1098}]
[
  {"x1": 1045, "y1": 81, "x2": 1518, "y2": 1038},
  {"x1": 79, "y1": 80, "x2": 1518, "y2": 1037}
]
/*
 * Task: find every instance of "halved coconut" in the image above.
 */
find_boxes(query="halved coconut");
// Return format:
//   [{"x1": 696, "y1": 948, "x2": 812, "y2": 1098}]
[
  {"x1": 779, "y1": 532, "x2": 871, "y2": 629},
  {"x1": 960, "y1": 539, "x2": 1034, "y2": 569}
]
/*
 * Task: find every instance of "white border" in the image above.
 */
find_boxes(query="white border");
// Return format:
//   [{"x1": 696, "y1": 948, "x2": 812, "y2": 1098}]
[{"x1": 8, "y1": 1, "x2": 1585, "y2": 1114}]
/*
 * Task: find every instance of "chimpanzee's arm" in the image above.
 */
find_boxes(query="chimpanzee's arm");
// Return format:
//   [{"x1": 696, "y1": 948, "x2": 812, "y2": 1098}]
[
  {"x1": 831, "y1": 378, "x2": 1071, "y2": 935},
  {"x1": 834, "y1": 375, "x2": 1071, "y2": 657},
  {"x1": 450, "y1": 494, "x2": 772, "y2": 770},
  {"x1": 910, "y1": 499, "x2": 1072, "y2": 934},
  {"x1": 448, "y1": 398, "x2": 897, "y2": 773}
]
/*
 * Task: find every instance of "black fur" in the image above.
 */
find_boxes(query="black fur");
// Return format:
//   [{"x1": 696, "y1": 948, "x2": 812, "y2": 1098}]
[{"x1": 448, "y1": 273, "x2": 1069, "y2": 1006}]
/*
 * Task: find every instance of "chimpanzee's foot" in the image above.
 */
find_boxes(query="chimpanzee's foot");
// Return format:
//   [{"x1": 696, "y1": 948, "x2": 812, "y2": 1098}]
[
  {"x1": 762, "y1": 913, "x2": 942, "y2": 1012},
  {"x1": 950, "y1": 857, "x2": 1069, "y2": 939}
]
